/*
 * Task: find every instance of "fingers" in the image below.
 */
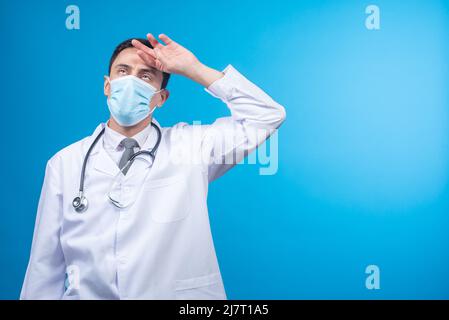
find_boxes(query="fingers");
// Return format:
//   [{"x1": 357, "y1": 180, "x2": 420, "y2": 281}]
[
  {"x1": 146, "y1": 33, "x2": 161, "y2": 48},
  {"x1": 134, "y1": 33, "x2": 175, "y2": 73},
  {"x1": 137, "y1": 47, "x2": 168, "y2": 73},
  {"x1": 158, "y1": 33, "x2": 174, "y2": 45},
  {"x1": 131, "y1": 39, "x2": 156, "y2": 59},
  {"x1": 136, "y1": 50, "x2": 157, "y2": 68},
  {"x1": 132, "y1": 39, "x2": 158, "y2": 68},
  {"x1": 153, "y1": 47, "x2": 170, "y2": 71}
]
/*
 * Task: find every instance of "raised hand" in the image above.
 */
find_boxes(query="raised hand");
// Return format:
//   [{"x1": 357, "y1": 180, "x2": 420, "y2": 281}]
[
  {"x1": 132, "y1": 34, "x2": 224, "y2": 87},
  {"x1": 131, "y1": 34, "x2": 200, "y2": 76}
]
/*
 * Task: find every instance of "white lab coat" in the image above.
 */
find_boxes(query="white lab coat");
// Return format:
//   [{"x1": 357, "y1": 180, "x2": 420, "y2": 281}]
[{"x1": 20, "y1": 65, "x2": 286, "y2": 300}]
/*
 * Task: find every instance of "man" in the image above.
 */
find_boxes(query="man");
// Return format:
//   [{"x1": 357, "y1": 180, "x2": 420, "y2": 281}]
[{"x1": 21, "y1": 33, "x2": 286, "y2": 299}]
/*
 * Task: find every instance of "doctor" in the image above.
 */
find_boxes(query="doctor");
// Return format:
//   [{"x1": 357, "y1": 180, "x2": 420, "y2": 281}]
[{"x1": 21, "y1": 33, "x2": 286, "y2": 299}]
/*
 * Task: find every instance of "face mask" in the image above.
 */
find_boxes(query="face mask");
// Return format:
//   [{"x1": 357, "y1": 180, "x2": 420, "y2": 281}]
[{"x1": 107, "y1": 75, "x2": 162, "y2": 127}]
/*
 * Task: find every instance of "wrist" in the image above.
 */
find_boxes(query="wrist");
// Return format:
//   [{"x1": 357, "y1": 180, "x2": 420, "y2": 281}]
[
  {"x1": 185, "y1": 61, "x2": 224, "y2": 88},
  {"x1": 185, "y1": 59, "x2": 203, "y2": 77}
]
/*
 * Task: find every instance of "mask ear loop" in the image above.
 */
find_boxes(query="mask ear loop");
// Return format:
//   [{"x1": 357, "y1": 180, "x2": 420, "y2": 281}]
[{"x1": 149, "y1": 88, "x2": 164, "y2": 114}]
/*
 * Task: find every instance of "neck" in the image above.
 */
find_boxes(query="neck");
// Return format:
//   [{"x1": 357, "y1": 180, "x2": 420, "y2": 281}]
[{"x1": 108, "y1": 116, "x2": 152, "y2": 137}]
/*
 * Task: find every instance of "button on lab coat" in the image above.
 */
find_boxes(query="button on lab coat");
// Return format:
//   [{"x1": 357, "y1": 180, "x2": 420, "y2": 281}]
[{"x1": 20, "y1": 65, "x2": 286, "y2": 299}]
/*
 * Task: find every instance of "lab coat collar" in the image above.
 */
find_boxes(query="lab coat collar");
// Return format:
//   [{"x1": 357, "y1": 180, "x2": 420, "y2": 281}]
[
  {"x1": 87, "y1": 122, "x2": 116, "y2": 177},
  {"x1": 103, "y1": 120, "x2": 151, "y2": 151},
  {"x1": 88, "y1": 118, "x2": 162, "y2": 155},
  {"x1": 125, "y1": 118, "x2": 162, "y2": 178},
  {"x1": 87, "y1": 118, "x2": 163, "y2": 177},
  {"x1": 141, "y1": 118, "x2": 162, "y2": 151},
  {"x1": 93, "y1": 143, "x2": 120, "y2": 177}
]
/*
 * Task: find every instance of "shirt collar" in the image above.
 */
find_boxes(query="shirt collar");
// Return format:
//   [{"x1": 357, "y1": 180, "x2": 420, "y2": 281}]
[{"x1": 103, "y1": 119, "x2": 153, "y2": 151}]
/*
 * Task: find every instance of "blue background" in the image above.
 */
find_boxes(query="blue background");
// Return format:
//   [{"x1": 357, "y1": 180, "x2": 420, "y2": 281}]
[{"x1": 1, "y1": 0, "x2": 448, "y2": 299}]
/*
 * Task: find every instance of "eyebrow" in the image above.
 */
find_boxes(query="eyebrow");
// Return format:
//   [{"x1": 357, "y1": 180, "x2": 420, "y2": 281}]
[
  {"x1": 115, "y1": 64, "x2": 157, "y2": 75},
  {"x1": 139, "y1": 68, "x2": 157, "y2": 75},
  {"x1": 115, "y1": 64, "x2": 131, "y2": 70}
]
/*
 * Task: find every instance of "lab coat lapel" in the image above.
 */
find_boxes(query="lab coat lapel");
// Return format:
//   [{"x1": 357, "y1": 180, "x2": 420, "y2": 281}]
[
  {"x1": 88, "y1": 122, "x2": 120, "y2": 177},
  {"x1": 93, "y1": 146, "x2": 120, "y2": 177}
]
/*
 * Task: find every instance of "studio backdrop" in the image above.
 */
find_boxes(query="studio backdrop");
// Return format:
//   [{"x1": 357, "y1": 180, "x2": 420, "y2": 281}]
[{"x1": 0, "y1": 0, "x2": 448, "y2": 299}]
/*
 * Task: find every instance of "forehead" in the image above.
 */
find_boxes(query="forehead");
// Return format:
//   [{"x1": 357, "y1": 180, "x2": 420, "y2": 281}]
[{"x1": 112, "y1": 47, "x2": 162, "y2": 78}]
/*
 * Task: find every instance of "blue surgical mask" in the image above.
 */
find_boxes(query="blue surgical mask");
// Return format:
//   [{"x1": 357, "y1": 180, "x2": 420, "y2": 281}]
[{"x1": 107, "y1": 75, "x2": 162, "y2": 127}]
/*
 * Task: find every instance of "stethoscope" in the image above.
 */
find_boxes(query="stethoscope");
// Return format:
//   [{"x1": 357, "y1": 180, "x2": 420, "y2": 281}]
[{"x1": 72, "y1": 122, "x2": 162, "y2": 213}]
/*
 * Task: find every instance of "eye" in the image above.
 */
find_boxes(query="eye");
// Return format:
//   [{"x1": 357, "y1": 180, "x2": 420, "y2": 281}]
[
  {"x1": 142, "y1": 74, "x2": 152, "y2": 82},
  {"x1": 118, "y1": 68, "x2": 128, "y2": 75}
]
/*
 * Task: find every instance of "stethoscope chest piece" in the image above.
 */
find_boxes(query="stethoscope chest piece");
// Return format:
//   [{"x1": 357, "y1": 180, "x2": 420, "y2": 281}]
[{"x1": 72, "y1": 193, "x2": 88, "y2": 213}]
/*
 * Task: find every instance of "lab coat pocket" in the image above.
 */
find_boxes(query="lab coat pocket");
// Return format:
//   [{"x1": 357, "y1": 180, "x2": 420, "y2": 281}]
[
  {"x1": 143, "y1": 176, "x2": 191, "y2": 223},
  {"x1": 174, "y1": 273, "x2": 225, "y2": 300}
]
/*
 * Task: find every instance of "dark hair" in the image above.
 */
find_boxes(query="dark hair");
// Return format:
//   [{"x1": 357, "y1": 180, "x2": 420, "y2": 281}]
[{"x1": 109, "y1": 38, "x2": 170, "y2": 89}]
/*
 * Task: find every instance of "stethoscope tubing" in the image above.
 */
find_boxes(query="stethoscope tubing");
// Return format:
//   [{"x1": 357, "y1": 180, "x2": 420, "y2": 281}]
[{"x1": 73, "y1": 122, "x2": 161, "y2": 213}]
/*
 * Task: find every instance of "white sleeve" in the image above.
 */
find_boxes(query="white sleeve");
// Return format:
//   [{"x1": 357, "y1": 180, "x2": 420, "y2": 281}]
[
  {"x1": 200, "y1": 64, "x2": 286, "y2": 182},
  {"x1": 20, "y1": 156, "x2": 66, "y2": 299}
]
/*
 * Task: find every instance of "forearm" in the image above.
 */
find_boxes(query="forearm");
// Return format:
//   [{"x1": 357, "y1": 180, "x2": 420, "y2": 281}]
[
  {"x1": 205, "y1": 65, "x2": 286, "y2": 129},
  {"x1": 185, "y1": 61, "x2": 224, "y2": 88}
]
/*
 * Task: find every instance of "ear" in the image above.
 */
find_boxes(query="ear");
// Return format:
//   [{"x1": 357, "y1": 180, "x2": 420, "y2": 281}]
[
  {"x1": 157, "y1": 89, "x2": 170, "y2": 108},
  {"x1": 104, "y1": 75, "x2": 111, "y2": 96}
]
